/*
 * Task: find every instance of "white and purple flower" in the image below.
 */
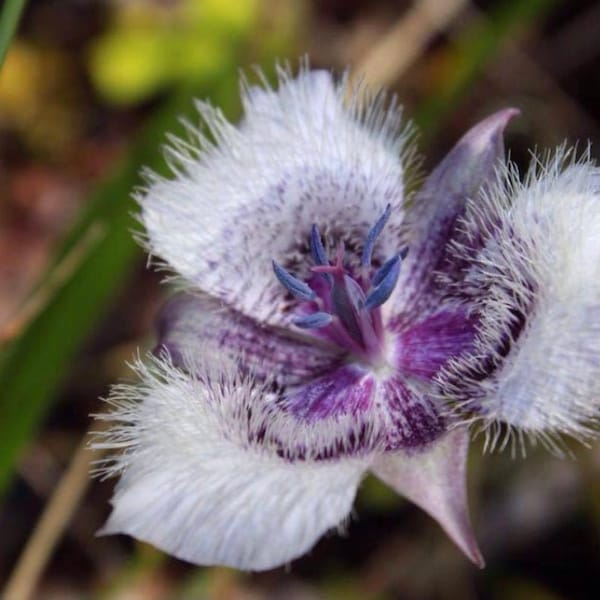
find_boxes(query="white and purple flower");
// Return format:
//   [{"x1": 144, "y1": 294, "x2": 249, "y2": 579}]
[{"x1": 94, "y1": 67, "x2": 600, "y2": 570}]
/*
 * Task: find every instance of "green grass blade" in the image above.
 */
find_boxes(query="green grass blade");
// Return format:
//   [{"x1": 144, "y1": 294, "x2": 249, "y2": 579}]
[
  {"x1": 0, "y1": 0, "x2": 26, "y2": 69},
  {"x1": 0, "y1": 77, "x2": 239, "y2": 498}
]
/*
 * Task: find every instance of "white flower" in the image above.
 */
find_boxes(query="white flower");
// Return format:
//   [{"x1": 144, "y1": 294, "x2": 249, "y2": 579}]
[{"x1": 93, "y1": 65, "x2": 600, "y2": 571}]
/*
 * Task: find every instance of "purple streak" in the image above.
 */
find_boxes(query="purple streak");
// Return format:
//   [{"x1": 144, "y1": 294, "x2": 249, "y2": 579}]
[
  {"x1": 382, "y1": 377, "x2": 446, "y2": 450},
  {"x1": 283, "y1": 365, "x2": 374, "y2": 421},
  {"x1": 394, "y1": 308, "x2": 478, "y2": 379},
  {"x1": 156, "y1": 293, "x2": 342, "y2": 385}
]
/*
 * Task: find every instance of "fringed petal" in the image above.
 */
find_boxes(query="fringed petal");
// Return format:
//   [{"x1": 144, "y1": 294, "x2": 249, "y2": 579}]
[
  {"x1": 371, "y1": 427, "x2": 484, "y2": 567},
  {"x1": 140, "y1": 65, "x2": 415, "y2": 327},
  {"x1": 94, "y1": 353, "x2": 368, "y2": 570},
  {"x1": 155, "y1": 294, "x2": 447, "y2": 455},
  {"x1": 438, "y1": 147, "x2": 600, "y2": 450}
]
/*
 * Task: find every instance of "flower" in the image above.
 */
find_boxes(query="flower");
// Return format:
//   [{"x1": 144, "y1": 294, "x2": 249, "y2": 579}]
[{"x1": 94, "y1": 66, "x2": 600, "y2": 571}]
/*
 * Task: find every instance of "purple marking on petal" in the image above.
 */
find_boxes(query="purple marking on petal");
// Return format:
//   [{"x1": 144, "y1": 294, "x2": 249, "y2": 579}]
[
  {"x1": 391, "y1": 109, "x2": 519, "y2": 320},
  {"x1": 156, "y1": 293, "x2": 342, "y2": 385},
  {"x1": 283, "y1": 365, "x2": 374, "y2": 421},
  {"x1": 382, "y1": 377, "x2": 446, "y2": 450},
  {"x1": 256, "y1": 368, "x2": 445, "y2": 460},
  {"x1": 394, "y1": 308, "x2": 478, "y2": 380}
]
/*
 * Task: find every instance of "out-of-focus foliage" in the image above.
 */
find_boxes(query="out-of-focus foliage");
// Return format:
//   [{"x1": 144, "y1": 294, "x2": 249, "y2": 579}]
[
  {"x1": 0, "y1": 40, "x2": 82, "y2": 155},
  {"x1": 416, "y1": 0, "x2": 558, "y2": 135},
  {"x1": 87, "y1": 0, "x2": 298, "y2": 105},
  {"x1": 0, "y1": 0, "x2": 301, "y2": 499},
  {"x1": 0, "y1": 0, "x2": 26, "y2": 68}
]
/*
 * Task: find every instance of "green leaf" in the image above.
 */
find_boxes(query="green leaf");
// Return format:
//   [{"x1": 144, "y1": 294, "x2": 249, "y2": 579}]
[
  {"x1": 0, "y1": 77, "x2": 239, "y2": 498},
  {"x1": 0, "y1": 0, "x2": 27, "y2": 70}
]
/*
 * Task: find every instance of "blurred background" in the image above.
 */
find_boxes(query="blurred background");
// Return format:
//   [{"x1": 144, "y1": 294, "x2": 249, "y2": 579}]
[{"x1": 0, "y1": 0, "x2": 599, "y2": 598}]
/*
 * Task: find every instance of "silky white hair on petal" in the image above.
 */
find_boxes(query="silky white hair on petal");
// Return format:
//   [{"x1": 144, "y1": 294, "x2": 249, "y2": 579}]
[
  {"x1": 137, "y1": 62, "x2": 418, "y2": 326},
  {"x1": 92, "y1": 350, "x2": 373, "y2": 570},
  {"x1": 92, "y1": 349, "x2": 388, "y2": 475},
  {"x1": 438, "y1": 146, "x2": 600, "y2": 450}
]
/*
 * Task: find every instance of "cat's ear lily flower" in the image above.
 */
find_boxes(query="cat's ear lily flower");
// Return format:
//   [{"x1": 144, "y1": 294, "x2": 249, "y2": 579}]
[{"x1": 93, "y1": 67, "x2": 600, "y2": 571}]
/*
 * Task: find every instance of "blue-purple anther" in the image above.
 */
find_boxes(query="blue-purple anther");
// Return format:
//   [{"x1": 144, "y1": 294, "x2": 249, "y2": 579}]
[{"x1": 272, "y1": 205, "x2": 405, "y2": 364}]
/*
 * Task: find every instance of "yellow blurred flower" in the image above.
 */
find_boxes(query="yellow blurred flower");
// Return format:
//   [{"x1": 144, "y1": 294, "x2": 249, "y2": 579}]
[
  {"x1": 0, "y1": 41, "x2": 81, "y2": 155},
  {"x1": 87, "y1": 0, "x2": 271, "y2": 106}
]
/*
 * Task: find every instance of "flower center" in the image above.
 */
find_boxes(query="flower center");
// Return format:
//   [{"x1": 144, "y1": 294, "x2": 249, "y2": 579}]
[{"x1": 272, "y1": 205, "x2": 406, "y2": 365}]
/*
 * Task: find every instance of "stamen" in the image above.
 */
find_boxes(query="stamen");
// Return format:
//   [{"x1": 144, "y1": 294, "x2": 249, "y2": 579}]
[
  {"x1": 361, "y1": 203, "x2": 392, "y2": 267},
  {"x1": 310, "y1": 224, "x2": 329, "y2": 266},
  {"x1": 372, "y1": 250, "x2": 406, "y2": 287},
  {"x1": 293, "y1": 312, "x2": 333, "y2": 329},
  {"x1": 364, "y1": 254, "x2": 401, "y2": 310},
  {"x1": 272, "y1": 260, "x2": 317, "y2": 301},
  {"x1": 272, "y1": 208, "x2": 405, "y2": 364}
]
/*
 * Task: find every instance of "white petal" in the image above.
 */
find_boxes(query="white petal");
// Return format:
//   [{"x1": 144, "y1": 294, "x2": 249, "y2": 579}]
[
  {"x1": 438, "y1": 147, "x2": 600, "y2": 446},
  {"x1": 94, "y1": 353, "x2": 367, "y2": 570},
  {"x1": 371, "y1": 427, "x2": 483, "y2": 567},
  {"x1": 140, "y1": 66, "x2": 414, "y2": 326}
]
